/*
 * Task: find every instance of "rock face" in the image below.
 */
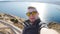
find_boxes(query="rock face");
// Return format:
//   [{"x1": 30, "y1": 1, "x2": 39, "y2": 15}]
[
  {"x1": 0, "y1": 13, "x2": 25, "y2": 34},
  {"x1": 48, "y1": 22, "x2": 60, "y2": 34},
  {"x1": 0, "y1": 13, "x2": 25, "y2": 29}
]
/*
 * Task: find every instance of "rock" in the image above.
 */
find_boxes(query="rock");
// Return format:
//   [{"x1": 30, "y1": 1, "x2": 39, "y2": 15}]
[
  {"x1": 48, "y1": 22, "x2": 60, "y2": 34},
  {"x1": 0, "y1": 13, "x2": 25, "y2": 29}
]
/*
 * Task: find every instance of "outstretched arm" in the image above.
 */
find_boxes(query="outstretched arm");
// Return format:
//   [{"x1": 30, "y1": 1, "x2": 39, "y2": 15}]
[{"x1": 39, "y1": 22, "x2": 48, "y2": 29}]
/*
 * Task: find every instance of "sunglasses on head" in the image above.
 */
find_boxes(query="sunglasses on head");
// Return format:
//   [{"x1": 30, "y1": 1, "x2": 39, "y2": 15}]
[{"x1": 26, "y1": 11, "x2": 37, "y2": 16}]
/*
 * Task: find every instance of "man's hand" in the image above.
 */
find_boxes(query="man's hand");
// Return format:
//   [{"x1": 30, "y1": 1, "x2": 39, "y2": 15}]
[{"x1": 40, "y1": 28, "x2": 59, "y2": 34}]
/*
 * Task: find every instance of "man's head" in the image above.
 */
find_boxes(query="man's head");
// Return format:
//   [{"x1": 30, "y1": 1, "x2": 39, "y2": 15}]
[{"x1": 26, "y1": 6, "x2": 39, "y2": 23}]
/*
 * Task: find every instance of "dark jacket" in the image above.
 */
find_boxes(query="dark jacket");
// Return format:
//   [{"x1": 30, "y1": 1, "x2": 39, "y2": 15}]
[{"x1": 22, "y1": 19, "x2": 41, "y2": 34}]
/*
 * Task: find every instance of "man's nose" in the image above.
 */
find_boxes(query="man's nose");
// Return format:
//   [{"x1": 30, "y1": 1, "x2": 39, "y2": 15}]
[
  {"x1": 30, "y1": 14, "x2": 33, "y2": 16},
  {"x1": 29, "y1": 14, "x2": 35, "y2": 18}
]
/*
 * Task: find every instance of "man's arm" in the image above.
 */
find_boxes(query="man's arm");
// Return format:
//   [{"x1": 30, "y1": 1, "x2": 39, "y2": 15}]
[{"x1": 39, "y1": 22, "x2": 48, "y2": 29}]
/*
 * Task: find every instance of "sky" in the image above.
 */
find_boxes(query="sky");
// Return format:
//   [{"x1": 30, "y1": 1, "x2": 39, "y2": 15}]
[
  {"x1": 0, "y1": 0, "x2": 60, "y2": 2},
  {"x1": 0, "y1": 0, "x2": 60, "y2": 5},
  {"x1": 0, "y1": 2, "x2": 60, "y2": 23}
]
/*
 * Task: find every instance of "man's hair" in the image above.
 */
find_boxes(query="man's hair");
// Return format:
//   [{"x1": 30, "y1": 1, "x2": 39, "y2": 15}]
[
  {"x1": 28, "y1": 6, "x2": 38, "y2": 13},
  {"x1": 28, "y1": 6, "x2": 36, "y2": 9}
]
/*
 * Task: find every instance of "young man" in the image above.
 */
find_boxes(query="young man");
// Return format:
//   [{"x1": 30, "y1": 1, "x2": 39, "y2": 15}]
[{"x1": 22, "y1": 6, "x2": 48, "y2": 34}]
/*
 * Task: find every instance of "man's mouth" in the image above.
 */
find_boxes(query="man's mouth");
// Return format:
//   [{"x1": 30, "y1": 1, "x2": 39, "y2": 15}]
[{"x1": 30, "y1": 18, "x2": 35, "y2": 19}]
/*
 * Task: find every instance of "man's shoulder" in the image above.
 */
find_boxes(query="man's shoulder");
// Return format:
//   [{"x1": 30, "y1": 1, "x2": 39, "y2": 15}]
[
  {"x1": 23, "y1": 20, "x2": 30, "y2": 27},
  {"x1": 24, "y1": 19, "x2": 30, "y2": 23},
  {"x1": 23, "y1": 19, "x2": 30, "y2": 25}
]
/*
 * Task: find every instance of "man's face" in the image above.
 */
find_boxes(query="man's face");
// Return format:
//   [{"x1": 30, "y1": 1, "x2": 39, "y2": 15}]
[{"x1": 26, "y1": 11, "x2": 39, "y2": 22}]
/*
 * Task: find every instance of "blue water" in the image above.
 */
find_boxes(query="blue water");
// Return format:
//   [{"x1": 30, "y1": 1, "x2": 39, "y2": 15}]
[
  {"x1": 43, "y1": 4, "x2": 60, "y2": 23},
  {"x1": 0, "y1": 2, "x2": 60, "y2": 23},
  {"x1": 0, "y1": 2, "x2": 29, "y2": 18}
]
